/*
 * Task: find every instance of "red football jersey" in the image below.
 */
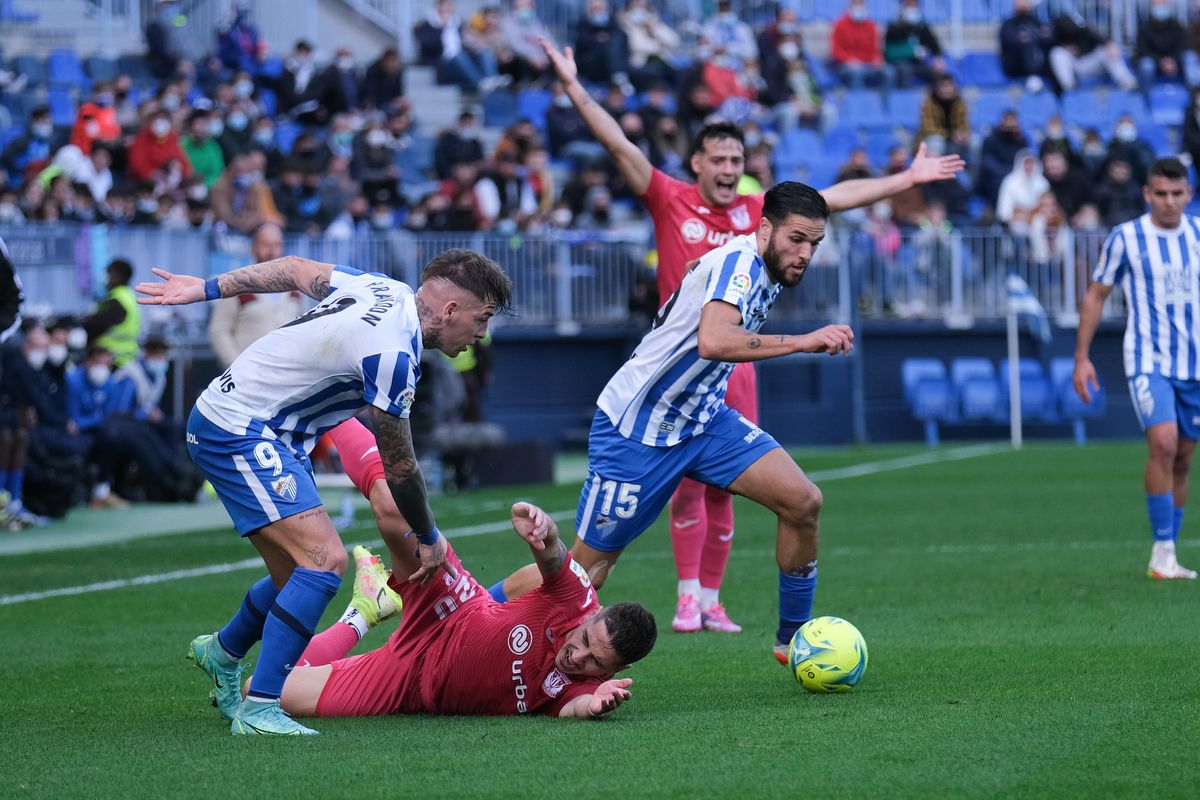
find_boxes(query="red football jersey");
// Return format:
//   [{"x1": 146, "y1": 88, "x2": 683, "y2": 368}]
[
  {"x1": 641, "y1": 168, "x2": 765, "y2": 298},
  {"x1": 393, "y1": 552, "x2": 605, "y2": 717}
]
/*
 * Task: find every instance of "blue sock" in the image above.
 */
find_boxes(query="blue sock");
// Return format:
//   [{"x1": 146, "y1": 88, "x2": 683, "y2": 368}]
[
  {"x1": 248, "y1": 567, "x2": 341, "y2": 701},
  {"x1": 8, "y1": 469, "x2": 24, "y2": 502},
  {"x1": 1173, "y1": 507, "x2": 1185, "y2": 540},
  {"x1": 777, "y1": 566, "x2": 818, "y2": 646},
  {"x1": 216, "y1": 576, "x2": 279, "y2": 660},
  {"x1": 1147, "y1": 493, "x2": 1174, "y2": 542},
  {"x1": 487, "y1": 580, "x2": 508, "y2": 603}
]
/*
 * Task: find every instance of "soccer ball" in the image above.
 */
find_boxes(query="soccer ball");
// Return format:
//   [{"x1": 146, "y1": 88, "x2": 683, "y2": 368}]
[{"x1": 788, "y1": 616, "x2": 868, "y2": 693}]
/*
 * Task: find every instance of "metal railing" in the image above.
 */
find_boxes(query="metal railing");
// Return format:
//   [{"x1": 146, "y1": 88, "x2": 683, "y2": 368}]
[{"x1": 1, "y1": 222, "x2": 1127, "y2": 343}]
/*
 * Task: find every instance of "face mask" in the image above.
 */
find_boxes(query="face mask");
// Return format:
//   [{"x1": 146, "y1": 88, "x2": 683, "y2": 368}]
[
  {"x1": 744, "y1": 131, "x2": 761, "y2": 147},
  {"x1": 902, "y1": 8, "x2": 922, "y2": 23},
  {"x1": 1115, "y1": 123, "x2": 1137, "y2": 142},
  {"x1": 553, "y1": 94, "x2": 572, "y2": 108},
  {"x1": 589, "y1": 13, "x2": 608, "y2": 25},
  {"x1": 366, "y1": 129, "x2": 388, "y2": 148},
  {"x1": 1152, "y1": 5, "x2": 1172, "y2": 20},
  {"x1": 850, "y1": 6, "x2": 868, "y2": 21},
  {"x1": 0, "y1": 202, "x2": 16, "y2": 218},
  {"x1": 338, "y1": 56, "x2": 355, "y2": 71},
  {"x1": 516, "y1": 9, "x2": 535, "y2": 23},
  {"x1": 137, "y1": 198, "x2": 159, "y2": 213},
  {"x1": 779, "y1": 42, "x2": 800, "y2": 61},
  {"x1": 253, "y1": 128, "x2": 274, "y2": 146},
  {"x1": 95, "y1": 93, "x2": 114, "y2": 107},
  {"x1": 87, "y1": 364, "x2": 111, "y2": 386},
  {"x1": 144, "y1": 359, "x2": 168, "y2": 377},
  {"x1": 187, "y1": 184, "x2": 208, "y2": 201},
  {"x1": 371, "y1": 213, "x2": 392, "y2": 229},
  {"x1": 718, "y1": 12, "x2": 736, "y2": 22},
  {"x1": 161, "y1": 95, "x2": 180, "y2": 112},
  {"x1": 48, "y1": 343, "x2": 68, "y2": 365},
  {"x1": 209, "y1": 119, "x2": 225, "y2": 137},
  {"x1": 32, "y1": 122, "x2": 52, "y2": 139},
  {"x1": 1084, "y1": 143, "x2": 1104, "y2": 156},
  {"x1": 235, "y1": 80, "x2": 254, "y2": 98},
  {"x1": 152, "y1": 118, "x2": 172, "y2": 137},
  {"x1": 1046, "y1": 125, "x2": 1063, "y2": 139},
  {"x1": 25, "y1": 349, "x2": 47, "y2": 370},
  {"x1": 227, "y1": 111, "x2": 248, "y2": 131},
  {"x1": 333, "y1": 131, "x2": 354, "y2": 148},
  {"x1": 627, "y1": 9, "x2": 647, "y2": 24},
  {"x1": 552, "y1": 207, "x2": 573, "y2": 226}
]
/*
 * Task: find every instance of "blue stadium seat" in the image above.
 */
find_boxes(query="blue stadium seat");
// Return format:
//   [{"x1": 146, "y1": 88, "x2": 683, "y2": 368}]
[
  {"x1": 901, "y1": 357, "x2": 954, "y2": 446},
  {"x1": 482, "y1": 89, "x2": 517, "y2": 129},
  {"x1": 804, "y1": 161, "x2": 840, "y2": 189},
  {"x1": 48, "y1": 49, "x2": 85, "y2": 89},
  {"x1": 838, "y1": 90, "x2": 888, "y2": 132},
  {"x1": 517, "y1": 88, "x2": 552, "y2": 131},
  {"x1": 14, "y1": 54, "x2": 47, "y2": 86},
  {"x1": 823, "y1": 124, "x2": 860, "y2": 163},
  {"x1": 274, "y1": 120, "x2": 303, "y2": 154},
  {"x1": 1050, "y1": 357, "x2": 1106, "y2": 444},
  {"x1": 258, "y1": 87, "x2": 277, "y2": 117},
  {"x1": 116, "y1": 53, "x2": 155, "y2": 84},
  {"x1": 778, "y1": 128, "x2": 824, "y2": 166},
  {"x1": 999, "y1": 358, "x2": 1057, "y2": 422},
  {"x1": 1107, "y1": 90, "x2": 1149, "y2": 127},
  {"x1": 1149, "y1": 84, "x2": 1188, "y2": 127},
  {"x1": 951, "y1": 357, "x2": 1005, "y2": 421},
  {"x1": 1139, "y1": 123, "x2": 1171, "y2": 156},
  {"x1": 972, "y1": 88, "x2": 1015, "y2": 128},
  {"x1": 259, "y1": 56, "x2": 284, "y2": 80},
  {"x1": 84, "y1": 55, "x2": 117, "y2": 83},
  {"x1": 806, "y1": 57, "x2": 838, "y2": 91},
  {"x1": 47, "y1": 87, "x2": 75, "y2": 128},
  {"x1": 865, "y1": 131, "x2": 900, "y2": 168},
  {"x1": 887, "y1": 89, "x2": 925, "y2": 128},
  {"x1": 1061, "y1": 90, "x2": 1106, "y2": 132},
  {"x1": 1018, "y1": 91, "x2": 1060, "y2": 129},
  {"x1": 958, "y1": 52, "x2": 1009, "y2": 88}
]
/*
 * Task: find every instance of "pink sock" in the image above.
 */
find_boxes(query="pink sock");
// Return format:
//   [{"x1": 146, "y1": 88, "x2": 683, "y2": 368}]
[
  {"x1": 297, "y1": 622, "x2": 360, "y2": 667},
  {"x1": 670, "y1": 478, "x2": 708, "y2": 581},
  {"x1": 699, "y1": 487, "x2": 735, "y2": 590}
]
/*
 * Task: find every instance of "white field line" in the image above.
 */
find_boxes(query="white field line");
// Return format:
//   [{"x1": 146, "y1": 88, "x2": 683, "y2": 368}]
[{"x1": 0, "y1": 445, "x2": 1005, "y2": 607}]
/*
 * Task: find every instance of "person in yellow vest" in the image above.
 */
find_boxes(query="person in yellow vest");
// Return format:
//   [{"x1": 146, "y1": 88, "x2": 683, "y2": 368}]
[{"x1": 82, "y1": 258, "x2": 141, "y2": 367}]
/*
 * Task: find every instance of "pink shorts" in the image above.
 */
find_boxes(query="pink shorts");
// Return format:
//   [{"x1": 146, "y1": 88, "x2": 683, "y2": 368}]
[
  {"x1": 725, "y1": 362, "x2": 758, "y2": 424},
  {"x1": 314, "y1": 545, "x2": 488, "y2": 717}
]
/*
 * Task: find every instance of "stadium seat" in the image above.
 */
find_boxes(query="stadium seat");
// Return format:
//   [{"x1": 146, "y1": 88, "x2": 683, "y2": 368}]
[
  {"x1": 823, "y1": 125, "x2": 860, "y2": 163},
  {"x1": 259, "y1": 56, "x2": 284, "y2": 80},
  {"x1": 1050, "y1": 357, "x2": 1106, "y2": 444},
  {"x1": 48, "y1": 49, "x2": 86, "y2": 89},
  {"x1": 806, "y1": 58, "x2": 838, "y2": 91},
  {"x1": 1107, "y1": 91, "x2": 1149, "y2": 127},
  {"x1": 47, "y1": 87, "x2": 75, "y2": 128},
  {"x1": 838, "y1": 90, "x2": 888, "y2": 132},
  {"x1": 83, "y1": 55, "x2": 118, "y2": 83},
  {"x1": 274, "y1": 120, "x2": 303, "y2": 154},
  {"x1": 972, "y1": 88, "x2": 1014, "y2": 128},
  {"x1": 951, "y1": 357, "x2": 1005, "y2": 421},
  {"x1": 517, "y1": 88, "x2": 552, "y2": 131},
  {"x1": 258, "y1": 87, "x2": 277, "y2": 117},
  {"x1": 887, "y1": 88, "x2": 925, "y2": 128},
  {"x1": 116, "y1": 53, "x2": 155, "y2": 84},
  {"x1": 999, "y1": 358, "x2": 1057, "y2": 423},
  {"x1": 1018, "y1": 92, "x2": 1060, "y2": 129},
  {"x1": 481, "y1": 89, "x2": 516, "y2": 129},
  {"x1": 1149, "y1": 84, "x2": 1188, "y2": 127},
  {"x1": 1140, "y1": 123, "x2": 1171, "y2": 156},
  {"x1": 865, "y1": 131, "x2": 900, "y2": 168},
  {"x1": 958, "y1": 52, "x2": 1009, "y2": 88},
  {"x1": 1061, "y1": 90, "x2": 1106, "y2": 132},
  {"x1": 13, "y1": 54, "x2": 47, "y2": 87},
  {"x1": 778, "y1": 128, "x2": 823, "y2": 167},
  {"x1": 901, "y1": 357, "x2": 954, "y2": 446}
]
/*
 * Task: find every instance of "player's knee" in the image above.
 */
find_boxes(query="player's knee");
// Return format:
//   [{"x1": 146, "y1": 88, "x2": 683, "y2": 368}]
[{"x1": 782, "y1": 482, "x2": 823, "y2": 524}]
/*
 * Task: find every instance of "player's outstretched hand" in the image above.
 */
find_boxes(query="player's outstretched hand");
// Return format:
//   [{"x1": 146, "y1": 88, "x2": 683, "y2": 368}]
[
  {"x1": 909, "y1": 142, "x2": 965, "y2": 185},
  {"x1": 801, "y1": 324, "x2": 854, "y2": 356},
  {"x1": 539, "y1": 37, "x2": 577, "y2": 84},
  {"x1": 511, "y1": 501, "x2": 551, "y2": 550},
  {"x1": 1072, "y1": 359, "x2": 1099, "y2": 405},
  {"x1": 135, "y1": 268, "x2": 206, "y2": 305},
  {"x1": 409, "y1": 533, "x2": 458, "y2": 586},
  {"x1": 588, "y1": 678, "x2": 633, "y2": 718}
]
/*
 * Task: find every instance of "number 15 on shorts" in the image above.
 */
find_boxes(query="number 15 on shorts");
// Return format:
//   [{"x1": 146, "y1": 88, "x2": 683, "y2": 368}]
[{"x1": 598, "y1": 480, "x2": 640, "y2": 518}]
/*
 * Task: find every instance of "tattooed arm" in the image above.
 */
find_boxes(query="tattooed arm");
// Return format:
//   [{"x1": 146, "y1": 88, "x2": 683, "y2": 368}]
[
  {"x1": 696, "y1": 301, "x2": 855, "y2": 362},
  {"x1": 369, "y1": 406, "x2": 450, "y2": 584},
  {"x1": 509, "y1": 502, "x2": 566, "y2": 580},
  {"x1": 135, "y1": 256, "x2": 335, "y2": 306}
]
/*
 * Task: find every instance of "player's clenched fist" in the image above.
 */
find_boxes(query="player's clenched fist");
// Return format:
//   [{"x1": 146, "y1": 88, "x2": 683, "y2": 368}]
[
  {"x1": 587, "y1": 678, "x2": 633, "y2": 718},
  {"x1": 801, "y1": 324, "x2": 854, "y2": 356},
  {"x1": 511, "y1": 501, "x2": 551, "y2": 550}
]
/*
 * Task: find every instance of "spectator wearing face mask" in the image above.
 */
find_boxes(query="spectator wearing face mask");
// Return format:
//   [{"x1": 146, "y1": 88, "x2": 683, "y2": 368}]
[
  {"x1": 275, "y1": 40, "x2": 317, "y2": 114},
  {"x1": 831, "y1": 0, "x2": 892, "y2": 89},
  {"x1": 67, "y1": 346, "x2": 131, "y2": 509},
  {"x1": 618, "y1": 0, "x2": 680, "y2": 91},
  {"x1": 70, "y1": 83, "x2": 122, "y2": 156},
  {"x1": 500, "y1": 0, "x2": 553, "y2": 86},
  {"x1": 128, "y1": 110, "x2": 193, "y2": 185},
  {"x1": 701, "y1": 0, "x2": 759, "y2": 72},
  {"x1": 0, "y1": 323, "x2": 49, "y2": 528},
  {"x1": 302, "y1": 47, "x2": 360, "y2": 126},
  {"x1": 885, "y1": 0, "x2": 947, "y2": 87},
  {"x1": 1094, "y1": 158, "x2": 1145, "y2": 227},
  {"x1": 1048, "y1": 10, "x2": 1138, "y2": 92},
  {"x1": 999, "y1": 0, "x2": 1054, "y2": 93},
  {"x1": 2, "y1": 106, "x2": 55, "y2": 187},
  {"x1": 575, "y1": 0, "x2": 631, "y2": 90},
  {"x1": 1103, "y1": 114, "x2": 1156, "y2": 184},
  {"x1": 352, "y1": 121, "x2": 400, "y2": 208},
  {"x1": 996, "y1": 150, "x2": 1049, "y2": 235},
  {"x1": 361, "y1": 47, "x2": 406, "y2": 111},
  {"x1": 216, "y1": 3, "x2": 264, "y2": 76},
  {"x1": 978, "y1": 110, "x2": 1029, "y2": 206},
  {"x1": 210, "y1": 150, "x2": 284, "y2": 234},
  {"x1": 1135, "y1": 0, "x2": 1187, "y2": 88},
  {"x1": 216, "y1": 105, "x2": 255, "y2": 161},
  {"x1": 1038, "y1": 115, "x2": 1082, "y2": 169},
  {"x1": 1079, "y1": 127, "x2": 1108, "y2": 181},
  {"x1": 1041, "y1": 150, "x2": 1092, "y2": 220},
  {"x1": 434, "y1": 111, "x2": 485, "y2": 180},
  {"x1": 181, "y1": 110, "x2": 227, "y2": 188}
]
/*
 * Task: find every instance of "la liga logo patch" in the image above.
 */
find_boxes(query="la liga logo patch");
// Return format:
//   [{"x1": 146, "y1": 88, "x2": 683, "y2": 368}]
[{"x1": 730, "y1": 273, "x2": 752, "y2": 295}]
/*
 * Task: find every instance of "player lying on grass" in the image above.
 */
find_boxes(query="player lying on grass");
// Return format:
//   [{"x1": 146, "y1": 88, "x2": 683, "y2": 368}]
[{"x1": 263, "y1": 418, "x2": 657, "y2": 720}]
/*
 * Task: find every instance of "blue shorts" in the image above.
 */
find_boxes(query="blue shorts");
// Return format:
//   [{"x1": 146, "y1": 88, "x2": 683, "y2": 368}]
[
  {"x1": 186, "y1": 408, "x2": 323, "y2": 536},
  {"x1": 575, "y1": 406, "x2": 781, "y2": 553},
  {"x1": 1128, "y1": 374, "x2": 1200, "y2": 440}
]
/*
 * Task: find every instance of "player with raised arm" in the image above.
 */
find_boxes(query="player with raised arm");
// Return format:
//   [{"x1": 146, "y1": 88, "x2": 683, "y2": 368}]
[
  {"x1": 496, "y1": 181, "x2": 850, "y2": 664},
  {"x1": 136, "y1": 249, "x2": 512, "y2": 735},
  {"x1": 528, "y1": 38, "x2": 964, "y2": 634},
  {"x1": 1074, "y1": 157, "x2": 1200, "y2": 580},
  {"x1": 270, "y1": 417, "x2": 656, "y2": 721}
]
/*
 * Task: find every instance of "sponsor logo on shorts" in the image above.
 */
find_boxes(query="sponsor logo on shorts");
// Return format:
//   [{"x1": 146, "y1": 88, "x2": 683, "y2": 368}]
[
  {"x1": 681, "y1": 218, "x2": 707, "y2": 244},
  {"x1": 186, "y1": 432, "x2": 198, "y2": 445},
  {"x1": 542, "y1": 668, "x2": 571, "y2": 698},
  {"x1": 508, "y1": 624, "x2": 532, "y2": 655},
  {"x1": 593, "y1": 515, "x2": 616, "y2": 530},
  {"x1": 272, "y1": 474, "x2": 298, "y2": 502},
  {"x1": 744, "y1": 426, "x2": 764, "y2": 444}
]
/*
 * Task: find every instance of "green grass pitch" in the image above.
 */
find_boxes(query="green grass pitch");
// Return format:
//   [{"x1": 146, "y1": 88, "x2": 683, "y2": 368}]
[{"x1": 2, "y1": 441, "x2": 1198, "y2": 799}]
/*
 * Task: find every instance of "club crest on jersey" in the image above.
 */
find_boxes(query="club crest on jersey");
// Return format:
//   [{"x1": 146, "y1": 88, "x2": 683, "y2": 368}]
[
  {"x1": 730, "y1": 205, "x2": 751, "y2": 229},
  {"x1": 272, "y1": 474, "x2": 298, "y2": 502},
  {"x1": 508, "y1": 624, "x2": 532, "y2": 655},
  {"x1": 730, "y1": 272, "x2": 752, "y2": 296},
  {"x1": 681, "y1": 218, "x2": 707, "y2": 244},
  {"x1": 542, "y1": 668, "x2": 571, "y2": 698}
]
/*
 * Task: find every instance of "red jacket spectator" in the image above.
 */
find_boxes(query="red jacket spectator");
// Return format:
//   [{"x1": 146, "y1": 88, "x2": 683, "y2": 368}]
[
  {"x1": 128, "y1": 113, "x2": 193, "y2": 182},
  {"x1": 70, "y1": 102, "x2": 121, "y2": 155},
  {"x1": 831, "y1": 8, "x2": 882, "y2": 65}
]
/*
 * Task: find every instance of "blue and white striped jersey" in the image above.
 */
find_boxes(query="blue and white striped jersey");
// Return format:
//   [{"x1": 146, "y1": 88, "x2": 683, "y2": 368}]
[
  {"x1": 1094, "y1": 213, "x2": 1200, "y2": 379},
  {"x1": 597, "y1": 234, "x2": 781, "y2": 446},
  {"x1": 195, "y1": 265, "x2": 422, "y2": 455}
]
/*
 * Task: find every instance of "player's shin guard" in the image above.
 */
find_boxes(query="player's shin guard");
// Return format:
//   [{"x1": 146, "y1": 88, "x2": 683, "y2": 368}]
[
  {"x1": 247, "y1": 568, "x2": 341, "y2": 700},
  {"x1": 777, "y1": 565, "x2": 817, "y2": 646},
  {"x1": 669, "y1": 479, "x2": 708, "y2": 582},
  {"x1": 1147, "y1": 493, "x2": 1174, "y2": 541},
  {"x1": 216, "y1": 576, "x2": 279, "y2": 660},
  {"x1": 698, "y1": 487, "x2": 735, "y2": 598}
]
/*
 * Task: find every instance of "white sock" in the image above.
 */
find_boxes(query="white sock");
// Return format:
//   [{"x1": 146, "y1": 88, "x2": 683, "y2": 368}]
[
  {"x1": 699, "y1": 587, "x2": 720, "y2": 611},
  {"x1": 92, "y1": 482, "x2": 111, "y2": 501},
  {"x1": 339, "y1": 607, "x2": 369, "y2": 638},
  {"x1": 1152, "y1": 540, "x2": 1177, "y2": 562},
  {"x1": 677, "y1": 579, "x2": 701, "y2": 599}
]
